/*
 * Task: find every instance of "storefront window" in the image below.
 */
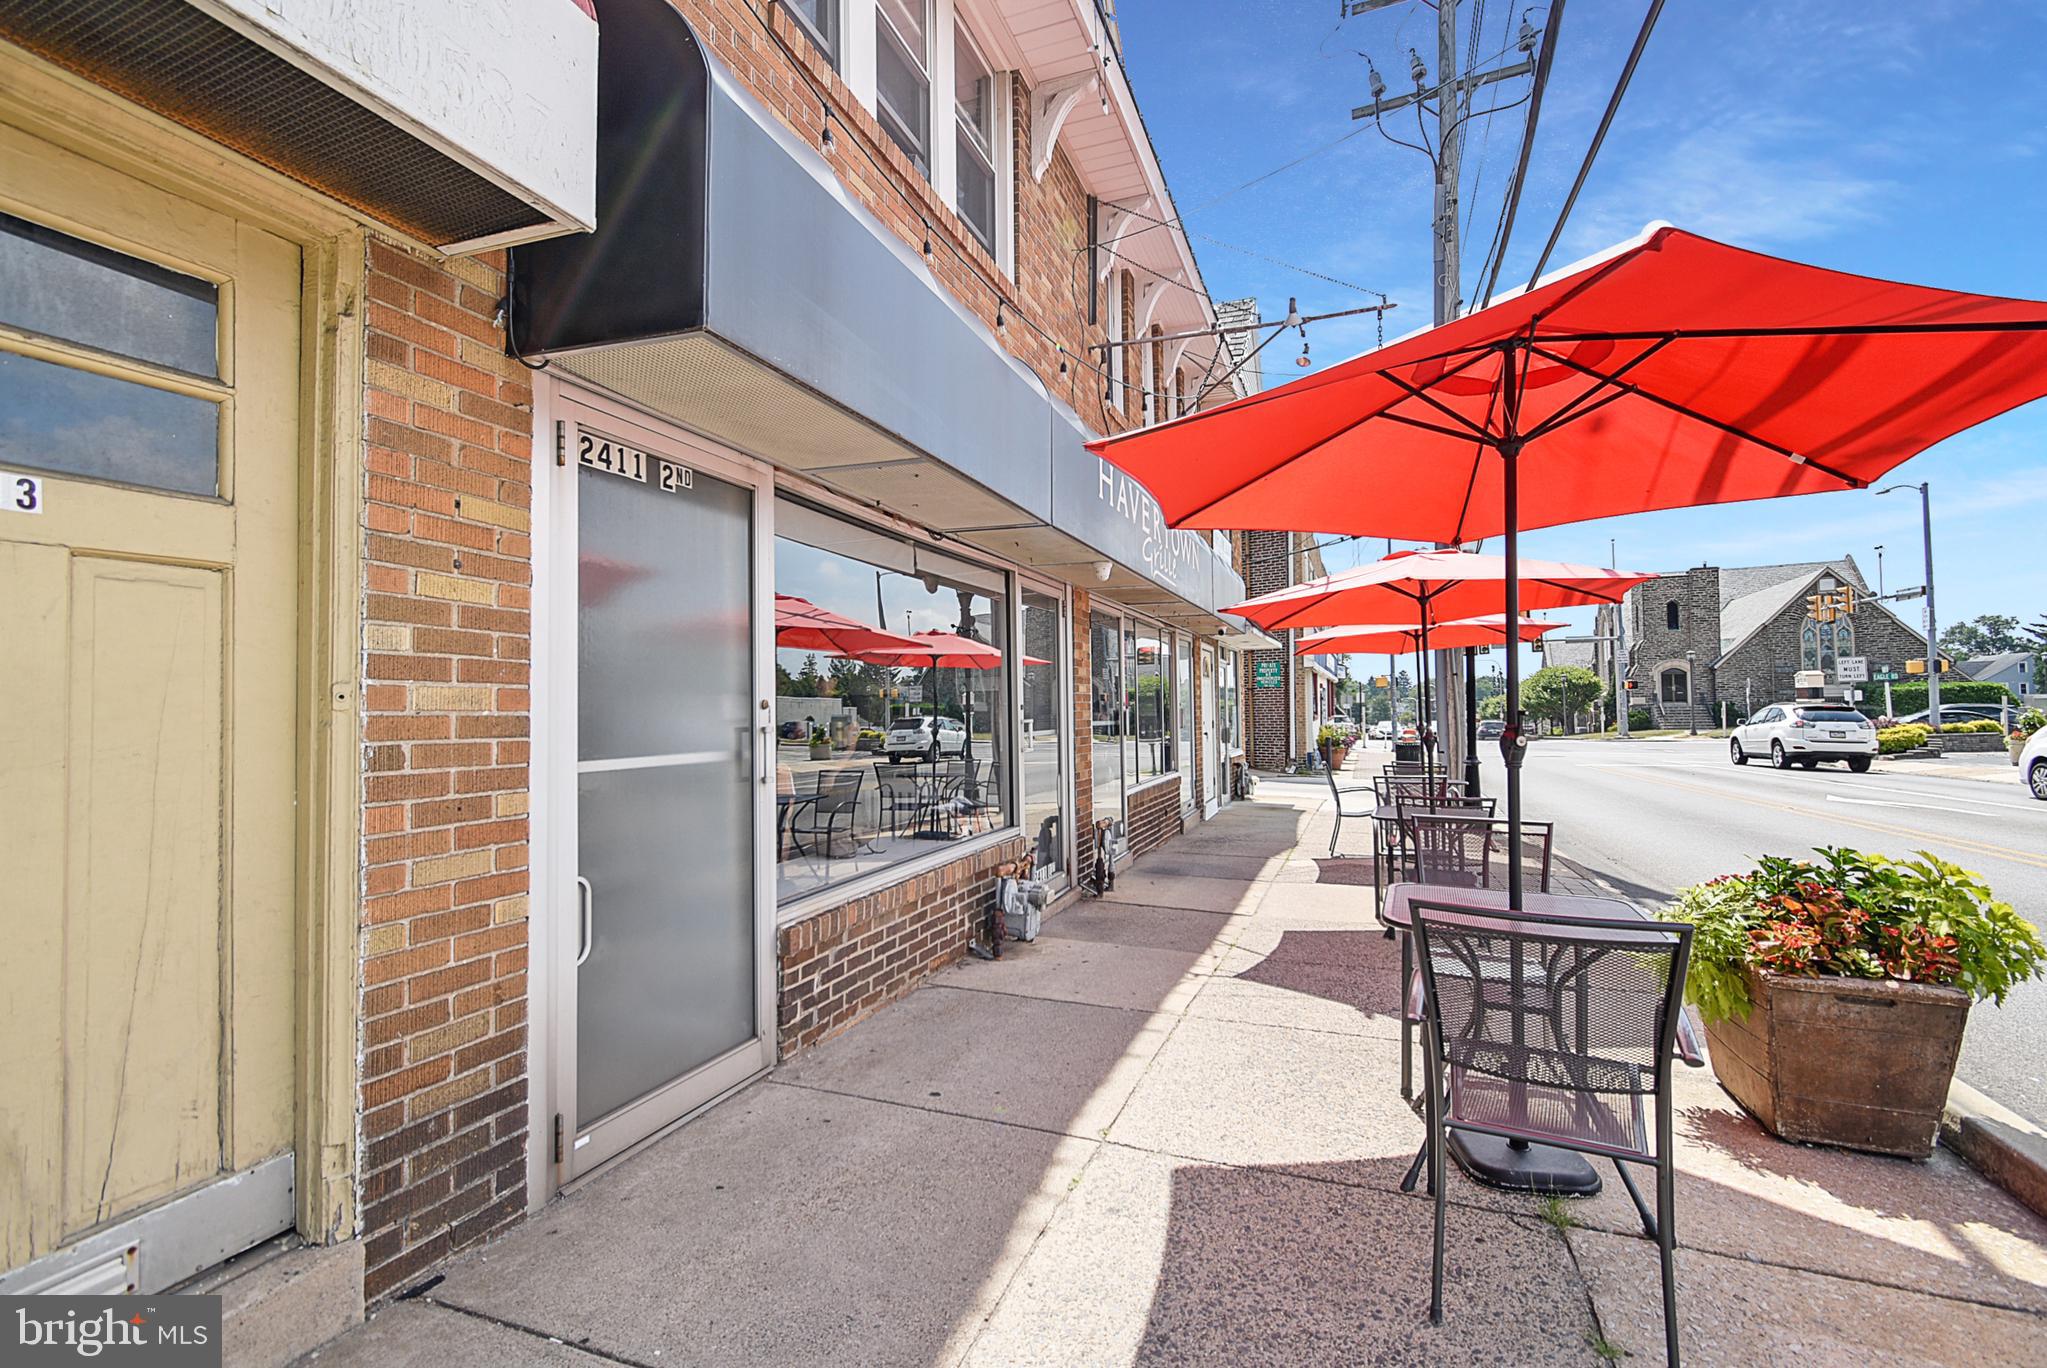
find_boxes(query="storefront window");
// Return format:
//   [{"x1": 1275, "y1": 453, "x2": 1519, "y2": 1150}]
[
  {"x1": 1089, "y1": 611, "x2": 1124, "y2": 845},
  {"x1": 1125, "y1": 621, "x2": 1173, "y2": 782},
  {"x1": 773, "y1": 498, "x2": 1010, "y2": 903},
  {"x1": 1021, "y1": 588, "x2": 1065, "y2": 883},
  {"x1": 1219, "y1": 655, "x2": 1240, "y2": 753}
]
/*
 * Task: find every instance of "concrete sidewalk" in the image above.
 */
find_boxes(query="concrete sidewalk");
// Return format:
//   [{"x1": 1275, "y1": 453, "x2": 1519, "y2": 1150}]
[{"x1": 301, "y1": 762, "x2": 2047, "y2": 1367}]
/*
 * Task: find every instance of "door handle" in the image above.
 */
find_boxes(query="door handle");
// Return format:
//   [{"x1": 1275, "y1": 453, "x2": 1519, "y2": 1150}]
[
  {"x1": 575, "y1": 875, "x2": 593, "y2": 967},
  {"x1": 759, "y1": 724, "x2": 771, "y2": 786}
]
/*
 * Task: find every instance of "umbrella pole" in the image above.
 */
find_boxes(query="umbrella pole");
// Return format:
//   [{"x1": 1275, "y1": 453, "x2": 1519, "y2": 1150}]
[
  {"x1": 1418, "y1": 612, "x2": 1434, "y2": 787},
  {"x1": 1503, "y1": 438, "x2": 1525, "y2": 910},
  {"x1": 1463, "y1": 645, "x2": 1480, "y2": 798}
]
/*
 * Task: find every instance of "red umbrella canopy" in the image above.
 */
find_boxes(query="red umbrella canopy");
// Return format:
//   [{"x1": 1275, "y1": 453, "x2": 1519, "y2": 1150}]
[
  {"x1": 851, "y1": 630, "x2": 1051, "y2": 670},
  {"x1": 774, "y1": 594, "x2": 923, "y2": 656},
  {"x1": 1087, "y1": 224, "x2": 2047, "y2": 542},
  {"x1": 1295, "y1": 614, "x2": 1562, "y2": 657},
  {"x1": 1228, "y1": 549, "x2": 1651, "y2": 633}
]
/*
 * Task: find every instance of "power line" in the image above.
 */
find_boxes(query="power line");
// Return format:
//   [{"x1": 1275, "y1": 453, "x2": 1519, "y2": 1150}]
[{"x1": 1525, "y1": 0, "x2": 1665, "y2": 290}]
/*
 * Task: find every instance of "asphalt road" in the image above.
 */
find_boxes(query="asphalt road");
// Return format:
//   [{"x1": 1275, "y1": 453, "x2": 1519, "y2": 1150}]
[{"x1": 1475, "y1": 736, "x2": 2047, "y2": 1127}]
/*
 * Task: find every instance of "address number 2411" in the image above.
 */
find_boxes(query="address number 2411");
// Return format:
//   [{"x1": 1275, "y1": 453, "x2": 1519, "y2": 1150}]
[{"x1": 577, "y1": 430, "x2": 693, "y2": 493}]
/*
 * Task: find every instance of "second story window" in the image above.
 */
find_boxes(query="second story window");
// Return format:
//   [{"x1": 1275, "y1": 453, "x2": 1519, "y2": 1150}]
[
  {"x1": 953, "y1": 24, "x2": 998, "y2": 252},
  {"x1": 1666, "y1": 600, "x2": 1681, "y2": 631},
  {"x1": 875, "y1": 0, "x2": 932, "y2": 177},
  {"x1": 785, "y1": 0, "x2": 840, "y2": 70}
]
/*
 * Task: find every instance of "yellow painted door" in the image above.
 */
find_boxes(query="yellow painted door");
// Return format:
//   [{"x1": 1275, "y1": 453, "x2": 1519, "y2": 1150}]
[{"x1": 0, "y1": 118, "x2": 300, "y2": 1274}]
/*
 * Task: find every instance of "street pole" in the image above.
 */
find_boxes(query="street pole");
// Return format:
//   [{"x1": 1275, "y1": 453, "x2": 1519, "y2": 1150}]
[
  {"x1": 1877, "y1": 482, "x2": 1940, "y2": 731},
  {"x1": 1350, "y1": 0, "x2": 1534, "y2": 786},
  {"x1": 1686, "y1": 650, "x2": 1698, "y2": 735},
  {"x1": 1613, "y1": 538, "x2": 1630, "y2": 740}
]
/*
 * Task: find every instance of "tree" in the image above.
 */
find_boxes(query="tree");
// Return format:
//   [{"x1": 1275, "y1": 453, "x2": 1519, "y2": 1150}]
[
  {"x1": 1521, "y1": 665, "x2": 1605, "y2": 735},
  {"x1": 1478, "y1": 693, "x2": 1506, "y2": 721},
  {"x1": 1939, "y1": 614, "x2": 2028, "y2": 657}
]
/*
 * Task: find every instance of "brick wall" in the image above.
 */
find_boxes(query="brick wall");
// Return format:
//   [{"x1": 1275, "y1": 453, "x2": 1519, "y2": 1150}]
[
  {"x1": 777, "y1": 836, "x2": 1026, "y2": 1054},
  {"x1": 356, "y1": 235, "x2": 534, "y2": 1303},
  {"x1": 1125, "y1": 775, "x2": 1183, "y2": 859}
]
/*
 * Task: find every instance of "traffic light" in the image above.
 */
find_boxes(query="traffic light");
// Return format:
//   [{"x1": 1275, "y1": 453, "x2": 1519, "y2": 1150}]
[
  {"x1": 1905, "y1": 657, "x2": 1954, "y2": 676},
  {"x1": 1623, "y1": 679, "x2": 1638, "y2": 691}
]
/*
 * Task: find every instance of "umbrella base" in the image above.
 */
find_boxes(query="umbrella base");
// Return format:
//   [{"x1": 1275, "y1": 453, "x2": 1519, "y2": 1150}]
[{"x1": 1446, "y1": 1131, "x2": 1603, "y2": 1196}]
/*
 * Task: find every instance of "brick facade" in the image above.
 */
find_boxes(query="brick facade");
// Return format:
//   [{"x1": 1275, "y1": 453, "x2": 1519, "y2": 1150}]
[
  {"x1": 777, "y1": 836, "x2": 1027, "y2": 1055},
  {"x1": 1124, "y1": 775, "x2": 1184, "y2": 859},
  {"x1": 356, "y1": 236, "x2": 534, "y2": 1302}
]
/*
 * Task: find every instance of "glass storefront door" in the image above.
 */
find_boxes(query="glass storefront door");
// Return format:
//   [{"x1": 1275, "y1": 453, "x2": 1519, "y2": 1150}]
[
  {"x1": 1020, "y1": 587, "x2": 1068, "y2": 885},
  {"x1": 556, "y1": 396, "x2": 772, "y2": 1179}
]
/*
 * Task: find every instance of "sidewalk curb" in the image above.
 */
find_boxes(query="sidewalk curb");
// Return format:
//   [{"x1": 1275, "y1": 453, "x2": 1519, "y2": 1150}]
[{"x1": 1942, "y1": 1079, "x2": 2047, "y2": 1221}]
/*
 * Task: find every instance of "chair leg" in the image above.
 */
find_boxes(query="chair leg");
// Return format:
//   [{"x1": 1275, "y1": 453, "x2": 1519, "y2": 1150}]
[
  {"x1": 1614, "y1": 1159, "x2": 1657, "y2": 1239},
  {"x1": 1399, "y1": 1135, "x2": 1428, "y2": 1193},
  {"x1": 1657, "y1": 1152, "x2": 1680, "y2": 1366},
  {"x1": 1399, "y1": 933, "x2": 1413, "y2": 1101},
  {"x1": 1428, "y1": 1094, "x2": 1447, "y2": 1324},
  {"x1": 1329, "y1": 812, "x2": 1341, "y2": 858}
]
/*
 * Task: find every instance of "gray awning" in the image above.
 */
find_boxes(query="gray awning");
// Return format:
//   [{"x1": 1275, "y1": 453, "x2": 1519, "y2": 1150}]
[{"x1": 509, "y1": 0, "x2": 1243, "y2": 625}]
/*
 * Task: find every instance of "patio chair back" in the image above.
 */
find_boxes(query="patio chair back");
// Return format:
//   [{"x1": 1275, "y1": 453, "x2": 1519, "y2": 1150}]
[
  {"x1": 1404, "y1": 813, "x2": 1549, "y2": 892},
  {"x1": 1375, "y1": 773, "x2": 1458, "y2": 806},
  {"x1": 1410, "y1": 899, "x2": 1692, "y2": 1160},
  {"x1": 814, "y1": 767, "x2": 863, "y2": 814}
]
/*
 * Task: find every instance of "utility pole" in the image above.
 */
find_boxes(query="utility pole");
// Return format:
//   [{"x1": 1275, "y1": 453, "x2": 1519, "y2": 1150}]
[
  {"x1": 1612, "y1": 538, "x2": 1630, "y2": 740},
  {"x1": 1351, "y1": 0, "x2": 1538, "y2": 790},
  {"x1": 1877, "y1": 482, "x2": 1940, "y2": 731}
]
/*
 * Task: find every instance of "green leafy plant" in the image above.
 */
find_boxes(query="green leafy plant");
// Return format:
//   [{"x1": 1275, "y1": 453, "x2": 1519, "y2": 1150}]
[
  {"x1": 1878, "y1": 723, "x2": 1930, "y2": 754},
  {"x1": 1660, "y1": 847, "x2": 2045, "y2": 1023},
  {"x1": 1316, "y1": 722, "x2": 1348, "y2": 749},
  {"x1": 1941, "y1": 718, "x2": 2006, "y2": 735},
  {"x1": 2011, "y1": 708, "x2": 2045, "y2": 740}
]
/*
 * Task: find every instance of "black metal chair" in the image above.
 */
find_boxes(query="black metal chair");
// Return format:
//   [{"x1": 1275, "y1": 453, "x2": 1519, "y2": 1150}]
[
  {"x1": 1411, "y1": 897, "x2": 1693, "y2": 1366},
  {"x1": 789, "y1": 768, "x2": 863, "y2": 858},
  {"x1": 1393, "y1": 812, "x2": 1546, "y2": 1098},
  {"x1": 1323, "y1": 754, "x2": 1376, "y2": 857},
  {"x1": 873, "y1": 764, "x2": 925, "y2": 836}
]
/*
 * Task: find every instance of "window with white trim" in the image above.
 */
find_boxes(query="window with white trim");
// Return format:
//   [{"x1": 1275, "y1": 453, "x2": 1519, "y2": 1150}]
[
  {"x1": 952, "y1": 22, "x2": 998, "y2": 253},
  {"x1": 875, "y1": 0, "x2": 932, "y2": 176},
  {"x1": 785, "y1": 0, "x2": 840, "y2": 69}
]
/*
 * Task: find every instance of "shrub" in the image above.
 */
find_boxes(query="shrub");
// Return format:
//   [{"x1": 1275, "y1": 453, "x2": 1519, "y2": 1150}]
[
  {"x1": 1941, "y1": 718, "x2": 2005, "y2": 735},
  {"x1": 1627, "y1": 707, "x2": 1652, "y2": 731},
  {"x1": 1878, "y1": 723, "x2": 1930, "y2": 754},
  {"x1": 1660, "y1": 847, "x2": 2045, "y2": 1023},
  {"x1": 1883, "y1": 680, "x2": 2015, "y2": 715},
  {"x1": 2011, "y1": 708, "x2": 2044, "y2": 739}
]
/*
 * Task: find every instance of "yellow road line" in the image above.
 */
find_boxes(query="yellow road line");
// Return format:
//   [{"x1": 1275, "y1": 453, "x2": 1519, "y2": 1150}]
[{"x1": 1608, "y1": 768, "x2": 2047, "y2": 872}]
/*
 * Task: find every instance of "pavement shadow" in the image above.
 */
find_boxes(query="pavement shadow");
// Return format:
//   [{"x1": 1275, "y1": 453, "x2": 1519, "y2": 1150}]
[
  {"x1": 1310, "y1": 857, "x2": 1379, "y2": 886},
  {"x1": 1133, "y1": 1156, "x2": 1595, "y2": 1366},
  {"x1": 1230, "y1": 928, "x2": 1405, "y2": 1026}
]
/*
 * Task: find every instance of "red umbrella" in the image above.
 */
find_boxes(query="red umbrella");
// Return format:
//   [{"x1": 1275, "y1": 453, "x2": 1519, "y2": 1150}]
[
  {"x1": 851, "y1": 631, "x2": 1049, "y2": 669},
  {"x1": 1094, "y1": 224, "x2": 2047, "y2": 905},
  {"x1": 1294, "y1": 615, "x2": 1562, "y2": 657},
  {"x1": 774, "y1": 594, "x2": 922, "y2": 656}
]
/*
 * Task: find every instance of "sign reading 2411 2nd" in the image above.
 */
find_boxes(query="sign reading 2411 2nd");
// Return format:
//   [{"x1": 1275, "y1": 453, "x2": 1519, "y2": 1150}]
[{"x1": 578, "y1": 429, "x2": 692, "y2": 494}]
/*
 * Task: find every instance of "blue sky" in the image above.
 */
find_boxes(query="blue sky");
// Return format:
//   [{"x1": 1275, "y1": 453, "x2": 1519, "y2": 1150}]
[{"x1": 1117, "y1": 0, "x2": 2047, "y2": 676}]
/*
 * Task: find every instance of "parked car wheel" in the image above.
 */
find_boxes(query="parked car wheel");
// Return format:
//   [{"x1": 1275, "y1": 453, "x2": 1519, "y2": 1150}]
[
  {"x1": 1848, "y1": 756, "x2": 1872, "y2": 773},
  {"x1": 2030, "y1": 757, "x2": 2047, "y2": 801},
  {"x1": 1771, "y1": 740, "x2": 1791, "y2": 769},
  {"x1": 1730, "y1": 738, "x2": 1747, "y2": 765},
  {"x1": 888, "y1": 752, "x2": 904, "y2": 764}
]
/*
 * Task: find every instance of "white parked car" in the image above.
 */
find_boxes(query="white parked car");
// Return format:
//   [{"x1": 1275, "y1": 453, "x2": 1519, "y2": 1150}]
[
  {"x1": 2019, "y1": 727, "x2": 2047, "y2": 801},
  {"x1": 884, "y1": 714, "x2": 968, "y2": 762},
  {"x1": 1729, "y1": 702, "x2": 1877, "y2": 772}
]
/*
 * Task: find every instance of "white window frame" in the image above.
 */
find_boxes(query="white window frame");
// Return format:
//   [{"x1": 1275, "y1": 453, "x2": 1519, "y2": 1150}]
[
  {"x1": 784, "y1": 0, "x2": 842, "y2": 71},
  {"x1": 873, "y1": 0, "x2": 933, "y2": 177},
  {"x1": 948, "y1": 17, "x2": 1001, "y2": 259}
]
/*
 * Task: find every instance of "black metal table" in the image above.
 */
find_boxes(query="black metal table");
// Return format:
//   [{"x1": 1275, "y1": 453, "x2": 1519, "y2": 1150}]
[{"x1": 1381, "y1": 881, "x2": 1704, "y2": 1195}]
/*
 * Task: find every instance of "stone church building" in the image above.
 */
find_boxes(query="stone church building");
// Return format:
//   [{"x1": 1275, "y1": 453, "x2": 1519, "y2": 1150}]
[{"x1": 1544, "y1": 557, "x2": 1928, "y2": 727}]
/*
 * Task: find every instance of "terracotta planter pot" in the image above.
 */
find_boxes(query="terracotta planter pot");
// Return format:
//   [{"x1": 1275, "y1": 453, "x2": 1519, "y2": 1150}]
[{"x1": 1702, "y1": 967, "x2": 1970, "y2": 1158}]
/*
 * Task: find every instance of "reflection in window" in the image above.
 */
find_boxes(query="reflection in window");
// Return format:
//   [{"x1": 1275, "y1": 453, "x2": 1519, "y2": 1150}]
[
  {"x1": 785, "y1": 0, "x2": 839, "y2": 68},
  {"x1": 773, "y1": 498, "x2": 1010, "y2": 903},
  {"x1": 1021, "y1": 589, "x2": 1065, "y2": 883},
  {"x1": 1218, "y1": 654, "x2": 1239, "y2": 753},
  {"x1": 953, "y1": 24, "x2": 998, "y2": 253},
  {"x1": 0, "y1": 350, "x2": 219, "y2": 496},
  {"x1": 0, "y1": 212, "x2": 218, "y2": 377},
  {"x1": 1125, "y1": 622, "x2": 1174, "y2": 782},
  {"x1": 1090, "y1": 611, "x2": 1124, "y2": 847}
]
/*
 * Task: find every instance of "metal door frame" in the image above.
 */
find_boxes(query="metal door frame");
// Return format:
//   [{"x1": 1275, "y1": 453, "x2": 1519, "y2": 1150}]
[
  {"x1": 1200, "y1": 642, "x2": 1222, "y2": 818},
  {"x1": 539, "y1": 382, "x2": 776, "y2": 1188}
]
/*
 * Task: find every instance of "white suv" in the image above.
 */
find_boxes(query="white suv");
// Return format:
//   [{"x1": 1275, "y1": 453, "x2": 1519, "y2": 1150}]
[
  {"x1": 1730, "y1": 703, "x2": 1877, "y2": 772},
  {"x1": 884, "y1": 715, "x2": 968, "y2": 763}
]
